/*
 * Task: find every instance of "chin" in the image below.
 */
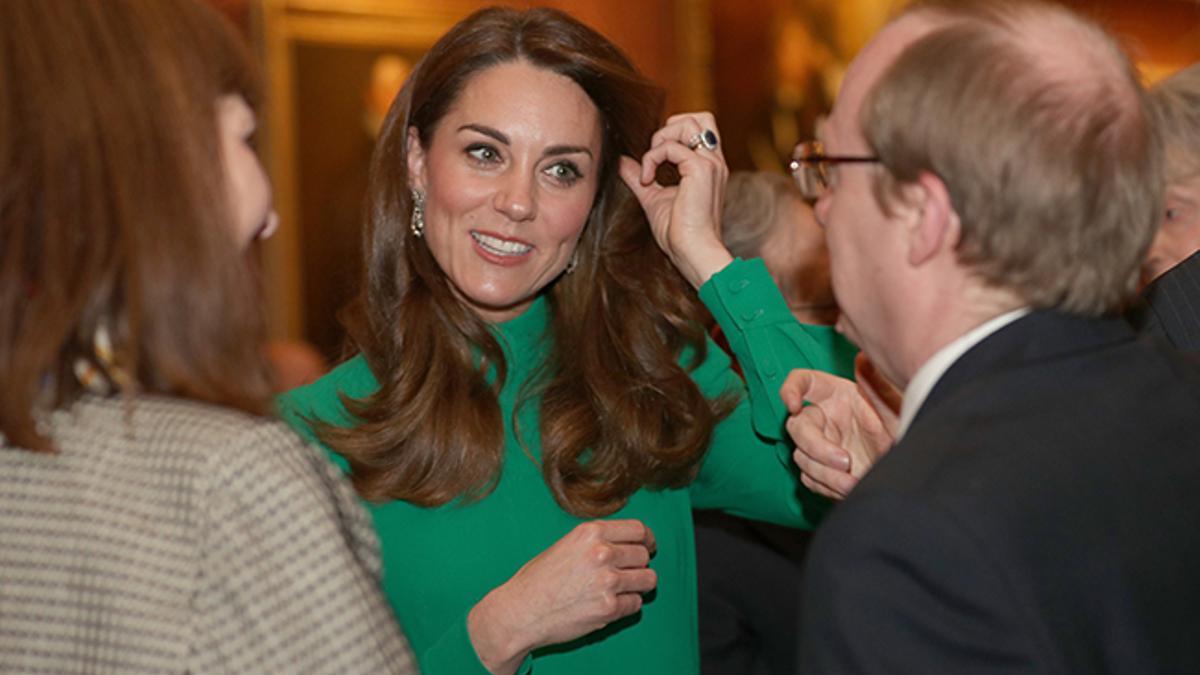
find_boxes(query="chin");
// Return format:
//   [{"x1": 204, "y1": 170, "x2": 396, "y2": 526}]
[{"x1": 457, "y1": 287, "x2": 537, "y2": 322}]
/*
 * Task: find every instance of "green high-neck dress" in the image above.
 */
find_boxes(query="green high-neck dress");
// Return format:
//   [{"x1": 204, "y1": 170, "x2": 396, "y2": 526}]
[{"x1": 279, "y1": 258, "x2": 857, "y2": 674}]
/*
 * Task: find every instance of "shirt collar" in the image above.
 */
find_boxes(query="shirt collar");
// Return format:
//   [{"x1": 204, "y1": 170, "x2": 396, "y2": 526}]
[{"x1": 897, "y1": 307, "x2": 1030, "y2": 439}]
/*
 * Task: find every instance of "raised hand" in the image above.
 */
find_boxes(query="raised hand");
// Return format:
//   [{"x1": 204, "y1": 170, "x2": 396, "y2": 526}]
[
  {"x1": 467, "y1": 519, "x2": 658, "y2": 674},
  {"x1": 780, "y1": 354, "x2": 900, "y2": 499},
  {"x1": 618, "y1": 112, "x2": 733, "y2": 289}
]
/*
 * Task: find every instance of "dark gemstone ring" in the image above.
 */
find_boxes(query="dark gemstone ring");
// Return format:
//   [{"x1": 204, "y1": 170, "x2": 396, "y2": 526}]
[{"x1": 687, "y1": 129, "x2": 719, "y2": 151}]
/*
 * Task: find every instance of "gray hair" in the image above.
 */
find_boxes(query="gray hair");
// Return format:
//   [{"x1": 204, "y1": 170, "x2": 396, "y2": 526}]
[
  {"x1": 1151, "y1": 63, "x2": 1200, "y2": 183},
  {"x1": 863, "y1": 0, "x2": 1163, "y2": 315}
]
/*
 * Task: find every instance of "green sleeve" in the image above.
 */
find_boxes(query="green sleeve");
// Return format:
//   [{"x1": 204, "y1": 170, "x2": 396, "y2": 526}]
[
  {"x1": 419, "y1": 611, "x2": 532, "y2": 675},
  {"x1": 689, "y1": 258, "x2": 857, "y2": 528},
  {"x1": 699, "y1": 257, "x2": 857, "y2": 439}
]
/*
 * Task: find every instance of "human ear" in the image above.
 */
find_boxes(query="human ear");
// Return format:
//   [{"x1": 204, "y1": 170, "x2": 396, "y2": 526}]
[
  {"x1": 903, "y1": 171, "x2": 960, "y2": 267},
  {"x1": 406, "y1": 126, "x2": 427, "y2": 193}
]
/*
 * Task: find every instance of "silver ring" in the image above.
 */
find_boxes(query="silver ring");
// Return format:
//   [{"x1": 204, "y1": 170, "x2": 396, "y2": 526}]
[{"x1": 687, "y1": 129, "x2": 719, "y2": 151}]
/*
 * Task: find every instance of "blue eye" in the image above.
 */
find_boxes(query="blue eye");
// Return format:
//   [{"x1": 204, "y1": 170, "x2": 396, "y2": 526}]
[
  {"x1": 545, "y1": 161, "x2": 583, "y2": 186},
  {"x1": 466, "y1": 144, "x2": 501, "y2": 164},
  {"x1": 1165, "y1": 207, "x2": 1180, "y2": 222}
]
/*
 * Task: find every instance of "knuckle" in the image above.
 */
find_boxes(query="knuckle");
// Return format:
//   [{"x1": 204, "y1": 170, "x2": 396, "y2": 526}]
[
  {"x1": 591, "y1": 543, "x2": 613, "y2": 566},
  {"x1": 597, "y1": 569, "x2": 620, "y2": 590},
  {"x1": 577, "y1": 520, "x2": 603, "y2": 540},
  {"x1": 597, "y1": 592, "x2": 621, "y2": 618}
]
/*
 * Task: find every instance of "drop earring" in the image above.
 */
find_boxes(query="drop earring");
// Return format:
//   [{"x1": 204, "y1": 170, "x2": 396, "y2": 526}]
[{"x1": 410, "y1": 190, "x2": 425, "y2": 238}]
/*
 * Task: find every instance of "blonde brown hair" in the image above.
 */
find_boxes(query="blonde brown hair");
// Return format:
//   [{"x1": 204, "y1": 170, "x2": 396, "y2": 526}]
[
  {"x1": 863, "y1": 0, "x2": 1162, "y2": 315},
  {"x1": 323, "y1": 7, "x2": 732, "y2": 518},
  {"x1": 1151, "y1": 63, "x2": 1200, "y2": 183},
  {"x1": 0, "y1": 0, "x2": 272, "y2": 451}
]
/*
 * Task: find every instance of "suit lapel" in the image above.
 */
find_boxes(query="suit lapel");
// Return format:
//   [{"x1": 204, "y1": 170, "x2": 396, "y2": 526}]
[{"x1": 1133, "y1": 250, "x2": 1200, "y2": 351}]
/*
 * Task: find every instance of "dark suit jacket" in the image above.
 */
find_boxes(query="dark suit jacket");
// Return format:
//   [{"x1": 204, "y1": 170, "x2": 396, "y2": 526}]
[
  {"x1": 800, "y1": 311, "x2": 1200, "y2": 674},
  {"x1": 1129, "y1": 249, "x2": 1200, "y2": 351}
]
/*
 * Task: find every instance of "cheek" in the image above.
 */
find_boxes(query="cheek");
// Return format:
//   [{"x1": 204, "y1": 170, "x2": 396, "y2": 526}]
[
  {"x1": 546, "y1": 196, "x2": 593, "y2": 242},
  {"x1": 1183, "y1": 215, "x2": 1200, "y2": 245},
  {"x1": 244, "y1": 154, "x2": 271, "y2": 210},
  {"x1": 226, "y1": 148, "x2": 269, "y2": 220},
  {"x1": 532, "y1": 178, "x2": 597, "y2": 249},
  {"x1": 423, "y1": 160, "x2": 490, "y2": 224}
]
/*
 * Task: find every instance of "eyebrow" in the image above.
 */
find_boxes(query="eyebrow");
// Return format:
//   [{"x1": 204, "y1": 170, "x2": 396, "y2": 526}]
[
  {"x1": 458, "y1": 123, "x2": 594, "y2": 160},
  {"x1": 1166, "y1": 189, "x2": 1197, "y2": 206}
]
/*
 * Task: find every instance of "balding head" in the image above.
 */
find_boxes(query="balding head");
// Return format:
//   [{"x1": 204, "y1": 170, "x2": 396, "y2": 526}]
[{"x1": 863, "y1": 0, "x2": 1162, "y2": 314}]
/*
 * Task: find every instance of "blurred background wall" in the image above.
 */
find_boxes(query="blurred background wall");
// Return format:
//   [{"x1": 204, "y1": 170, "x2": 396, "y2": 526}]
[{"x1": 208, "y1": 0, "x2": 1200, "y2": 361}]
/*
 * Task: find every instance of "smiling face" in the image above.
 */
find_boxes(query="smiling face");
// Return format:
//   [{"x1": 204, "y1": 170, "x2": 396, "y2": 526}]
[{"x1": 407, "y1": 60, "x2": 603, "y2": 323}]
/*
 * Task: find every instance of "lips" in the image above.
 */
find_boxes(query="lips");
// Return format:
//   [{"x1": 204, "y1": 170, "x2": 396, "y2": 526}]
[{"x1": 470, "y1": 231, "x2": 533, "y2": 257}]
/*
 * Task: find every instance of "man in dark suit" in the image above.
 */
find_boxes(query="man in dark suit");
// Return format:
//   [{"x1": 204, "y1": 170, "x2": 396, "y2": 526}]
[
  {"x1": 1131, "y1": 250, "x2": 1200, "y2": 351},
  {"x1": 783, "y1": 1, "x2": 1200, "y2": 671}
]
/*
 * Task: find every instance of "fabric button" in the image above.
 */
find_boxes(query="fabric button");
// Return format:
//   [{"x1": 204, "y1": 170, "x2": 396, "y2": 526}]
[
  {"x1": 727, "y1": 279, "x2": 751, "y2": 294},
  {"x1": 740, "y1": 308, "x2": 764, "y2": 322}
]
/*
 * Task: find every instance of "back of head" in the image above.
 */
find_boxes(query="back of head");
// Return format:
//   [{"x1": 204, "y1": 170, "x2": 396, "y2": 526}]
[
  {"x1": 0, "y1": 0, "x2": 271, "y2": 451},
  {"x1": 1151, "y1": 63, "x2": 1200, "y2": 183},
  {"x1": 721, "y1": 171, "x2": 797, "y2": 259},
  {"x1": 863, "y1": 0, "x2": 1162, "y2": 315}
]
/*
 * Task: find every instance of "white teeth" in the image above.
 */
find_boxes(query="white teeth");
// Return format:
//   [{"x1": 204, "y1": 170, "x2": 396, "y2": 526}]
[{"x1": 471, "y1": 231, "x2": 533, "y2": 256}]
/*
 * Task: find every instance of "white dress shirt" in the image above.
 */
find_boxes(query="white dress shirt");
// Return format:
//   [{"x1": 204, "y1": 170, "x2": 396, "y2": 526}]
[{"x1": 897, "y1": 308, "x2": 1031, "y2": 440}]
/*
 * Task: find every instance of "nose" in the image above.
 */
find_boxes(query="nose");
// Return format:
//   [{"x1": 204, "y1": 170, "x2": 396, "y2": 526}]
[{"x1": 494, "y1": 170, "x2": 537, "y2": 222}]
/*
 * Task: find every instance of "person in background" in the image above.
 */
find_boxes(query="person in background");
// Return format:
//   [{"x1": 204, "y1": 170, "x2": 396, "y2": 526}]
[
  {"x1": 1141, "y1": 63, "x2": 1200, "y2": 286},
  {"x1": 778, "y1": 0, "x2": 1200, "y2": 670},
  {"x1": 721, "y1": 171, "x2": 842, "y2": 327},
  {"x1": 695, "y1": 170, "x2": 855, "y2": 675},
  {"x1": 280, "y1": 6, "x2": 847, "y2": 674},
  {"x1": 1128, "y1": 61, "x2": 1200, "y2": 350},
  {"x1": 0, "y1": 1, "x2": 414, "y2": 671}
]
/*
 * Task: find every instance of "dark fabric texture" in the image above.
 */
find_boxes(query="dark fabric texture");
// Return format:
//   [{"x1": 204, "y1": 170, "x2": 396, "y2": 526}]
[
  {"x1": 695, "y1": 511, "x2": 810, "y2": 675},
  {"x1": 1128, "y1": 249, "x2": 1200, "y2": 351},
  {"x1": 800, "y1": 311, "x2": 1200, "y2": 674}
]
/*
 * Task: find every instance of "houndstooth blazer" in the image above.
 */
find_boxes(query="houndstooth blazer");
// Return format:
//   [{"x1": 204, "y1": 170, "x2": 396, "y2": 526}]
[{"x1": 0, "y1": 394, "x2": 417, "y2": 674}]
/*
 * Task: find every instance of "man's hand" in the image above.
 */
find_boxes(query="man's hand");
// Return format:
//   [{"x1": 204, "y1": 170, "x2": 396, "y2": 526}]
[{"x1": 780, "y1": 354, "x2": 900, "y2": 499}]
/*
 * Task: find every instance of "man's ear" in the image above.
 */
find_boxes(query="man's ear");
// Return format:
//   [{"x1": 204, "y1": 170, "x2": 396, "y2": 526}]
[
  {"x1": 901, "y1": 171, "x2": 960, "y2": 267},
  {"x1": 406, "y1": 126, "x2": 427, "y2": 193}
]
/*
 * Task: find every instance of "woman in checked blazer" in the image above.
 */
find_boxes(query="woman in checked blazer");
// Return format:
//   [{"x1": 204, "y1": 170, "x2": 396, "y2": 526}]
[{"x1": 0, "y1": 1, "x2": 414, "y2": 672}]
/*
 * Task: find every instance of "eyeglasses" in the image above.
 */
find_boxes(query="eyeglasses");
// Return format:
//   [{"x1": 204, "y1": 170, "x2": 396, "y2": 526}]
[{"x1": 787, "y1": 140, "x2": 880, "y2": 201}]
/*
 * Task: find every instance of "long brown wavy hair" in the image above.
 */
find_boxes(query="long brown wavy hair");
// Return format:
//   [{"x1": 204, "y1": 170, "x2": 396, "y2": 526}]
[
  {"x1": 321, "y1": 6, "x2": 735, "y2": 518},
  {"x1": 0, "y1": 0, "x2": 272, "y2": 452}
]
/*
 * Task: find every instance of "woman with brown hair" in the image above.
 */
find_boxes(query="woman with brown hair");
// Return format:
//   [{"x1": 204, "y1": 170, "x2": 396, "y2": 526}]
[
  {"x1": 0, "y1": 0, "x2": 413, "y2": 671},
  {"x1": 281, "y1": 6, "x2": 844, "y2": 674}
]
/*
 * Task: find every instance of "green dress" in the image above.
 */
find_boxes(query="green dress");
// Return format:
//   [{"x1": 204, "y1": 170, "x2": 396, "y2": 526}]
[{"x1": 279, "y1": 258, "x2": 857, "y2": 674}]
